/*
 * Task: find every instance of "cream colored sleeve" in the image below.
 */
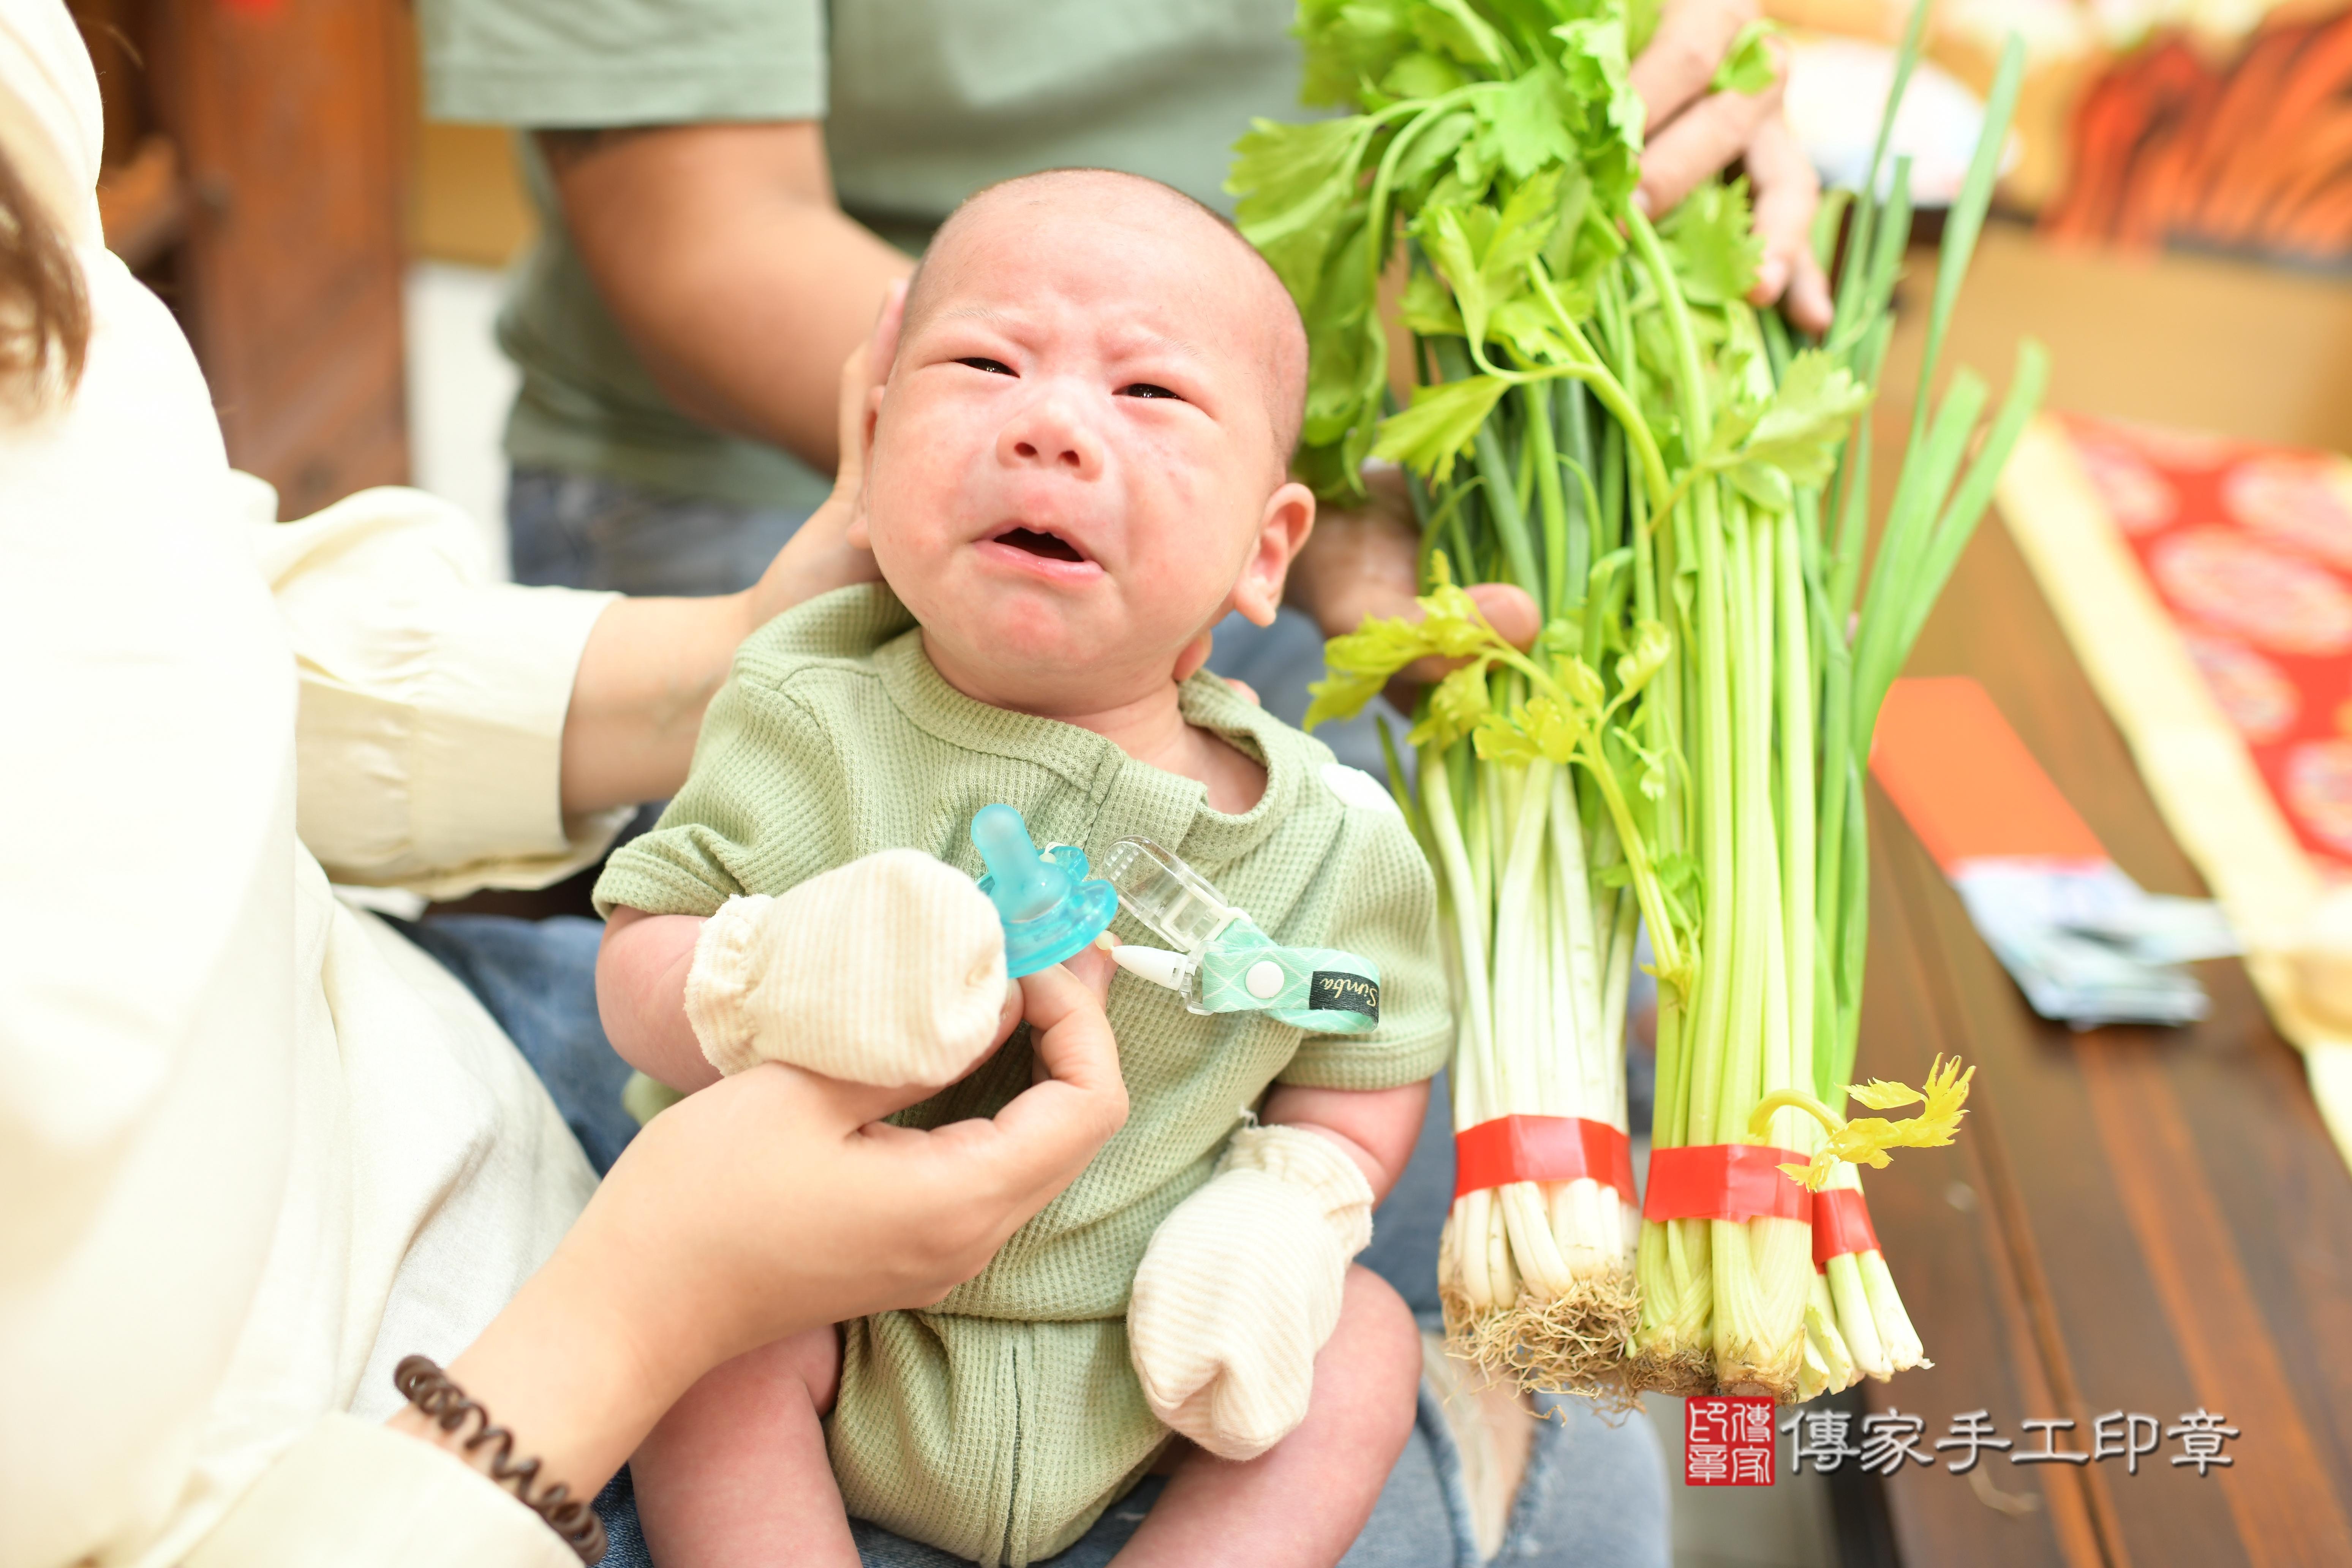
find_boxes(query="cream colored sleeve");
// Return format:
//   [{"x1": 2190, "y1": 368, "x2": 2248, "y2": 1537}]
[
  {"x1": 182, "y1": 1415, "x2": 579, "y2": 1568},
  {"x1": 245, "y1": 478, "x2": 636, "y2": 900}
]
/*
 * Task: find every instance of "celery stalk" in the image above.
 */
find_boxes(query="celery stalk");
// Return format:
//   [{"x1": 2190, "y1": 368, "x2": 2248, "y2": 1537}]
[{"x1": 1241, "y1": 0, "x2": 2028, "y2": 1405}]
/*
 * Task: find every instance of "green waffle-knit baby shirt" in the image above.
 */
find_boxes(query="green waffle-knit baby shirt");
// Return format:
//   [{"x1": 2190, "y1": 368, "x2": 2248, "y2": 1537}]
[{"x1": 593, "y1": 582, "x2": 1448, "y2": 1565}]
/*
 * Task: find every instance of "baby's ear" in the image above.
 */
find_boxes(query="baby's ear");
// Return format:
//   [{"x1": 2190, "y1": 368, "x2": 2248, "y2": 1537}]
[{"x1": 1230, "y1": 482, "x2": 1318, "y2": 627}]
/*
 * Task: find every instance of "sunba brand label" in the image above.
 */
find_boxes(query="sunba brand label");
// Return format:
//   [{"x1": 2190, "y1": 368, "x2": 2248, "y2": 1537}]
[{"x1": 1308, "y1": 971, "x2": 1379, "y2": 1021}]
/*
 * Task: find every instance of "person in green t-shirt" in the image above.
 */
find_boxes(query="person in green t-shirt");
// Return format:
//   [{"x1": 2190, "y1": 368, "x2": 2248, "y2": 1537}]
[{"x1": 415, "y1": 0, "x2": 1821, "y2": 784}]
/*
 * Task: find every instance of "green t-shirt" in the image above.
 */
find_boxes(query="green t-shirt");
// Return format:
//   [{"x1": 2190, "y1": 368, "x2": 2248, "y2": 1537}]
[
  {"x1": 419, "y1": 0, "x2": 1312, "y2": 508},
  {"x1": 592, "y1": 583, "x2": 1449, "y2": 1321}
]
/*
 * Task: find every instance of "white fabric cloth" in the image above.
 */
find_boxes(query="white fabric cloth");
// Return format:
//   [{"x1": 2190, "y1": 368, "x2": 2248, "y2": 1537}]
[
  {"x1": 1125, "y1": 1123, "x2": 1375, "y2": 1460},
  {"x1": 1, "y1": 6, "x2": 623, "y2": 1564},
  {"x1": 685, "y1": 850, "x2": 1009, "y2": 1086},
  {"x1": 179, "y1": 1416, "x2": 579, "y2": 1568}
]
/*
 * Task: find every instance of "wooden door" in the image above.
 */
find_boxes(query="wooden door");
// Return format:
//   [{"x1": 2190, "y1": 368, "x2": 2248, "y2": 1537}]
[{"x1": 74, "y1": 0, "x2": 412, "y2": 517}]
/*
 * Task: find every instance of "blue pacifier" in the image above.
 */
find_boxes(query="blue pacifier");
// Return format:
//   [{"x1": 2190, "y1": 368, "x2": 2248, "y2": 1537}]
[{"x1": 971, "y1": 804, "x2": 1118, "y2": 978}]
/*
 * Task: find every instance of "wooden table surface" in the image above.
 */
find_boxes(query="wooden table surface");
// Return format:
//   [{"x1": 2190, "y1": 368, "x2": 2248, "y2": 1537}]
[{"x1": 1848, "y1": 490, "x2": 2352, "y2": 1567}]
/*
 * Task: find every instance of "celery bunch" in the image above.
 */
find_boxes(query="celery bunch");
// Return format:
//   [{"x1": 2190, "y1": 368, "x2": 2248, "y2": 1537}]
[{"x1": 1236, "y1": 0, "x2": 2041, "y2": 1401}]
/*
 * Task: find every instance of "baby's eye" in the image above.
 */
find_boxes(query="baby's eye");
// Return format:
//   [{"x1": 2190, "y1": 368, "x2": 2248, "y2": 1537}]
[
  {"x1": 957, "y1": 357, "x2": 1016, "y2": 376},
  {"x1": 1119, "y1": 383, "x2": 1181, "y2": 401}
]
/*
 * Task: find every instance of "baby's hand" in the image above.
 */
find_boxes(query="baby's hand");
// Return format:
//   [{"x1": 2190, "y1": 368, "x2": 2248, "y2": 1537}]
[
  {"x1": 1127, "y1": 1124, "x2": 1375, "y2": 1459},
  {"x1": 684, "y1": 848, "x2": 1010, "y2": 1089}
]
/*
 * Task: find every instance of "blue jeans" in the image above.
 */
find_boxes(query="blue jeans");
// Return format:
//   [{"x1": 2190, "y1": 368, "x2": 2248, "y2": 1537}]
[
  {"x1": 505, "y1": 467, "x2": 1410, "y2": 782},
  {"x1": 506, "y1": 468, "x2": 819, "y2": 599},
  {"x1": 397, "y1": 914, "x2": 644, "y2": 1175},
  {"x1": 402, "y1": 912, "x2": 1667, "y2": 1566}
]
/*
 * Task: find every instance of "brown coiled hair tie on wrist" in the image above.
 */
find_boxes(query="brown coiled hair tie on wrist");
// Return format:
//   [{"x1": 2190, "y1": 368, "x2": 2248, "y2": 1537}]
[{"x1": 394, "y1": 1355, "x2": 609, "y2": 1563}]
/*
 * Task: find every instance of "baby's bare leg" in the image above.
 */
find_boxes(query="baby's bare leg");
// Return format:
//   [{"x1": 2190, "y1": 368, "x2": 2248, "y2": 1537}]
[
  {"x1": 1114, "y1": 1266, "x2": 1422, "y2": 1568},
  {"x1": 633, "y1": 1325, "x2": 857, "y2": 1568}
]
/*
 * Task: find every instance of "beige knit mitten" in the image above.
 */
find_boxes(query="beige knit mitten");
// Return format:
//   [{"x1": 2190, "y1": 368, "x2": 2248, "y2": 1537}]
[
  {"x1": 681, "y1": 848, "x2": 1007, "y2": 1088},
  {"x1": 1126, "y1": 1123, "x2": 1375, "y2": 1461}
]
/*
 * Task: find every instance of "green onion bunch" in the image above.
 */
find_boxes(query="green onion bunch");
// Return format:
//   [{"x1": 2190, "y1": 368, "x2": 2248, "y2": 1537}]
[{"x1": 1234, "y1": 0, "x2": 2043, "y2": 1401}]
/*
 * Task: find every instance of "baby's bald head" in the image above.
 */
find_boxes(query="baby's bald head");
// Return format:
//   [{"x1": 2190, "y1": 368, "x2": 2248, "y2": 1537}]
[
  {"x1": 858, "y1": 167, "x2": 1324, "y2": 719},
  {"x1": 901, "y1": 169, "x2": 1309, "y2": 467}
]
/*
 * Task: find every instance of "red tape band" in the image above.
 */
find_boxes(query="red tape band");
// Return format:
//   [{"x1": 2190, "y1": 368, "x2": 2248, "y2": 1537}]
[
  {"x1": 1811, "y1": 1185, "x2": 1881, "y2": 1271},
  {"x1": 1640, "y1": 1143, "x2": 1815, "y2": 1225},
  {"x1": 1453, "y1": 1116, "x2": 1636, "y2": 1202}
]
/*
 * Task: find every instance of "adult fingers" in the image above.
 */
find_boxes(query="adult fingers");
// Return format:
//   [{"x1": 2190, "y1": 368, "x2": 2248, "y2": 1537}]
[
  {"x1": 1630, "y1": 0, "x2": 1763, "y2": 138},
  {"x1": 1030, "y1": 942, "x2": 1119, "y2": 1082},
  {"x1": 1393, "y1": 581, "x2": 1543, "y2": 687},
  {"x1": 832, "y1": 278, "x2": 907, "y2": 501},
  {"x1": 943, "y1": 959, "x2": 1129, "y2": 1201},
  {"x1": 1282, "y1": 461, "x2": 1538, "y2": 705},
  {"x1": 989, "y1": 978, "x2": 1023, "y2": 1051},
  {"x1": 1285, "y1": 465, "x2": 1420, "y2": 642},
  {"x1": 869, "y1": 276, "x2": 907, "y2": 376},
  {"x1": 1059, "y1": 941, "x2": 1118, "y2": 1002},
  {"x1": 843, "y1": 953, "x2": 1127, "y2": 1295},
  {"x1": 1384, "y1": 580, "x2": 1542, "y2": 715},
  {"x1": 740, "y1": 480, "x2": 881, "y2": 629},
  {"x1": 1636, "y1": 73, "x2": 1783, "y2": 220},
  {"x1": 1745, "y1": 112, "x2": 1833, "y2": 334}
]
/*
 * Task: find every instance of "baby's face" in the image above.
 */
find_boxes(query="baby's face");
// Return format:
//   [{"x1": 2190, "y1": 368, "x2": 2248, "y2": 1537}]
[{"x1": 854, "y1": 178, "x2": 1312, "y2": 717}]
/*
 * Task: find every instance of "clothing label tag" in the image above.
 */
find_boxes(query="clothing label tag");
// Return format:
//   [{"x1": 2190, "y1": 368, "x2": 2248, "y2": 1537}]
[{"x1": 1308, "y1": 971, "x2": 1378, "y2": 1021}]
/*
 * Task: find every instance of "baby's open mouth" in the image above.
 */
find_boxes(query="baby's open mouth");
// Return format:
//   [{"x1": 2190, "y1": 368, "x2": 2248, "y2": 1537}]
[{"x1": 991, "y1": 526, "x2": 1089, "y2": 564}]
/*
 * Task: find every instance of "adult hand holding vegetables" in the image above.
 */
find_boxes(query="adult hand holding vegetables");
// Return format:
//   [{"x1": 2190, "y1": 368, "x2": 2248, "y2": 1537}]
[{"x1": 1292, "y1": 0, "x2": 1826, "y2": 679}]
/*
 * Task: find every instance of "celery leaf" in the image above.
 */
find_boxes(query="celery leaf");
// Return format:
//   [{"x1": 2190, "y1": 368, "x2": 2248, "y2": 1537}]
[
  {"x1": 1372, "y1": 375, "x2": 1512, "y2": 481},
  {"x1": 1400, "y1": 269, "x2": 1466, "y2": 338},
  {"x1": 1698, "y1": 351, "x2": 1870, "y2": 509},
  {"x1": 1230, "y1": 116, "x2": 1369, "y2": 302},
  {"x1": 1480, "y1": 66, "x2": 1580, "y2": 181},
  {"x1": 1711, "y1": 21, "x2": 1780, "y2": 96},
  {"x1": 1412, "y1": 661, "x2": 1498, "y2": 749},
  {"x1": 1383, "y1": 49, "x2": 1469, "y2": 101},
  {"x1": 1726, "y1": 350, "x2": 1872, "y2": 488},
  {"x1": 1414, "y1": 0, "x2": 1508, "y2": 68},
  {"x1": 1665, "y1": 180, "x2": 1759, "y2": 305},
  {"x1": 1297, "y1": 0, "x2": 1418, "y2": 108},
  {"x1": 1392, "y1": 110, "x2": 1477, "y2": 195},
  {"x1": 1304, "y1": 668, "x2": 1389, "y2": 731},
  {"x1": 1660, "y1": 178, "x2": 1762, "y2": 305}
]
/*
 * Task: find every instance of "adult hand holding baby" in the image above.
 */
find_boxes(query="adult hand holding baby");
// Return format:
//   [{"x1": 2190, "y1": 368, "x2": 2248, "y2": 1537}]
[
  {"x1": 407, "y1": 929, "x2": 1124, "y2": 1515},
  {"x1": 736, "y1": 281, "x2": 910, "y2": 635}
]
